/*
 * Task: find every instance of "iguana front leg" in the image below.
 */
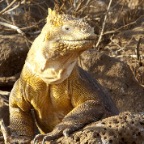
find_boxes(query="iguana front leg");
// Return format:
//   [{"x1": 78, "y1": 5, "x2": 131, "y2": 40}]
[
  {"x1": 9, "y1": 107, "x2": 34, "y2": 143},
  {"x1": 0, "y1": 109, "x2": 34, "y2": 144},
  {"x1": 34, "y1": 100, "x2": 108, "y2": 143},
  {"x1": 8, "y1": 79, "x2": 35, "y2": 143}
]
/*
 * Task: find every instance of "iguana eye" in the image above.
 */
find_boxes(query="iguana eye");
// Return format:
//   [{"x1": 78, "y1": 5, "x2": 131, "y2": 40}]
[{"x1": 62, "y1": 25, "x2": 71, "y2": 32}]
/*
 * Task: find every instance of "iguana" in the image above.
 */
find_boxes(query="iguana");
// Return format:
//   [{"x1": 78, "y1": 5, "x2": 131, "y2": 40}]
[{"x1": 4, "y1": 9, "x2": 119, "y2": 143}]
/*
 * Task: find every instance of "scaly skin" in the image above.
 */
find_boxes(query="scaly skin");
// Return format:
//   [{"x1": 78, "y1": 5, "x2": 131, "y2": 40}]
[{"x1": 8, "y1": 9, "x2": 118, "y2": 143}]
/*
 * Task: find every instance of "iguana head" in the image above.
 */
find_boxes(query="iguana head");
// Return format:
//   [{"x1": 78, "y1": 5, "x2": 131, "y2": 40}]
[
  {"x1": 26, "y1": 9, "x2": 96, "y2": 84},
  {"x1": 41, "y1": 8, "x2": 96, "y2": 59}
]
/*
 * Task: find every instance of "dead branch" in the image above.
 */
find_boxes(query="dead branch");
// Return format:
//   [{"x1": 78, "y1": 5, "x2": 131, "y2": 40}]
[
  {"x1": 103, "y1": 15, "x2": 144, "y2": 35},
  {"x1": 136, "y1": 37, "x2": 142, "y2": 66},
  {"x1": 5, "y1": 0, "x2": 16, "y2": 25},
  {"x1": 0, "y1": 19, "x2": 44, "y2": 36},
  {"x1": 113, "y1": 55, "x2": 144, "y2": 59},
  {"x1": 110, "y1": 37, "x2": 134, "y2": 52},
  {"x1": 20, "y1": 19, "x2": 45, "y2": 31},
  {"x1": 0, "y1": 73, "x2": 20, "y2": 86},
  {"x1": 95, "y1": 0, "x2": 113, "y2": 50},
  {"x1": 136, "y1": 37, "x2": 142, "y2": 61},
  {"x1": 0, "y1": 21, "x2": 32, "y2": 44},
  {"x1": 3, "y1": 1, "x2": 22, "y2": 15},
  {"x1": 0, "y1": 91, "x2": 10, "y2": 96},
  {"x1": 0, "y1": 21, "x2": 25, "y2": 36},
  {"x1": 0, "y1": 120, "x2": 10, "y2": 144},
  {"x1": 0, "y1": 0, "x2": 17, "y2": 15},
  {"x1": 0, "y1": 92, "x2": 9, "y2": 106},
  {"x1": 0, "y1": 17, "x2": 11, "y2": 24},
  {"x1": 0, "y1": 0, "x2": 4, "y2": 3},
  {"x1": 4, "y1": 2, "x2": 22, "y2": 14}
]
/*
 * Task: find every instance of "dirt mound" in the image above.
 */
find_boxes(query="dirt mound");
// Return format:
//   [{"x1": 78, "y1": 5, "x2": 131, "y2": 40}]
[{"x1": 79, "y1": 50, "x2": 144, "y2": 112}]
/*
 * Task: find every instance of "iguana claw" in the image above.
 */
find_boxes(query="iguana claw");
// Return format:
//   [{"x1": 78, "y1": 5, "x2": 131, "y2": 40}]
[{"x1": 33, "y1": 134, "x2": 46, "y2": 144}]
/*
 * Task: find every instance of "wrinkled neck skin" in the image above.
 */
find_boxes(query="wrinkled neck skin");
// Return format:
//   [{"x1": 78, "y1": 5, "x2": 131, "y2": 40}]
[{"x1": 25, "y1": 34, "x2": 79, "y2": 84}]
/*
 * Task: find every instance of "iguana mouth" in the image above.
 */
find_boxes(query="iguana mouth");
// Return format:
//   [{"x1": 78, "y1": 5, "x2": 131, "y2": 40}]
[
  {"x1": 62, "y1": 35, "x2": 96, "y2": 44},
  {"x1": 63, "y1": 38, "x2": 95, "y2": 41},
  {"x1": 64, "y1": 39, "x2": 94, "y2": 42},
  {"x1": 62, "y1": 39, "x2": 95, "y2": 44}
]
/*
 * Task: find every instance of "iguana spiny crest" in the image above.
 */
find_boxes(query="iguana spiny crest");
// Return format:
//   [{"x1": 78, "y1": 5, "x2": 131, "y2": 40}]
[{"x1": 26, "y1": 8, "x2": 96, "y2": 84}]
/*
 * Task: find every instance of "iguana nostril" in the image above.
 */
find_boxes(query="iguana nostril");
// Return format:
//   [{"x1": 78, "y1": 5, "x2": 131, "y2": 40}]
[{"x1": 81, "y1": 28, "x2": 87, "y2": 32}]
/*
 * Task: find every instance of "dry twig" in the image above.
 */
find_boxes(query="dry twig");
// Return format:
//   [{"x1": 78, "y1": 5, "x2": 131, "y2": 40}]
[
  {"x1": 136, "y1": 37, "x2": 142, "y2": 66},
  {"x1": 0, "y1": 21, "x2": 32, "y2": 44},
  {"x1": 3, "y1": 1, "x2": 22, "y2": 14},
  {"x1": 0, "y1": 0, "x2": 17, "y2": 15},
  {"x1": 0, "y1": 91, "x2": 10, "y2": 96},
  {"x1": 0, "y1": 120, "x2": 10, "y2": 144},
  {"x1": 0, "y1": 21, "x2": 25, "y2": 35},
  {"x1": 0, "y1": 73, "x2": 20, "y2": 86},
  {"x1": 95, "y1": 0, "x2": 113, "y2": 50},
  {"x1": 136, "y1": 37, "x2": 142, "y2": 61},
  {"x1": 5, "y1": 0, "x2": 16, "y2": 25},
  {"x1": 103, "y1": 15, "x2": 144, "y2": 35}
]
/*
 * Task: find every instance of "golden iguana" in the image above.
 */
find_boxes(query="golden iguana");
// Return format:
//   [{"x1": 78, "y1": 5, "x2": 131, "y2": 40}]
[{"x1": 4, "y1": 9, "x2": 118, "y2": 143}]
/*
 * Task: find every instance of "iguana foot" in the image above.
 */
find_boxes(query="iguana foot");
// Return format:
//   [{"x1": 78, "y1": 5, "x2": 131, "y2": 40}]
[
  {"x1": 33, "y1": 134, "x2": 45, "y2": 144},
  {"x1": 33, "y1": 132, "x2": 62, "y2": 144},
  {"x1": 33, "y1": 126, "x2": 72, "y2": 144},
  {"x1": 33, "y1": 134, "x2": 58, "y2": 144}
]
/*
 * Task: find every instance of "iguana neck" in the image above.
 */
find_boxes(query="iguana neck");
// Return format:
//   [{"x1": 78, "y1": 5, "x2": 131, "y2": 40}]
[{"x1": 25, "y1": 50, "x2": 78, "y2": 84}]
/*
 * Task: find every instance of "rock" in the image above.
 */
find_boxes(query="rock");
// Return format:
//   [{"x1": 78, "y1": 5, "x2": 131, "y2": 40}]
[
  {"x1": 46, "y1": 112, "x2": 144, "y2": 144},
  {"x1": 0, "y1": 34, "x2": 30, "y2": 86},
  {"x1": 79, "y1": 50, "x2": 144, "y2": 112}
]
